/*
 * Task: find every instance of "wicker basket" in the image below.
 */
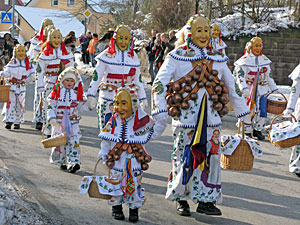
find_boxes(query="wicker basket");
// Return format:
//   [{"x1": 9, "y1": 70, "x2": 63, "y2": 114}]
[
  {"x1": 266, "y1": 92, "x2": 287, "y2": 115},
  {"x1": 0, "y1": 77, "x2": 10, "y2": 102},
  {"x1": 41, "y1": 122, "x2": 67, "y2": 148},
  {"x1": 220, "y1": 121, "x2": 254, "y2": 171},
  {"x1": 88, "y1": 158, "x2": 118, "y2": 199},
  {"x1": 268, "y1": 114, "x2": 300, "y2": 148}
]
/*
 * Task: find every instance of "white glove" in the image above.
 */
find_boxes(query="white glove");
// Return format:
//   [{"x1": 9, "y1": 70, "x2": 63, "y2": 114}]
[
  {"x1": 283, "y1": 108, "x2": 293, "y2": 117},
  {"x1": 49, "y1": 118, "x2": 57, "y2": 125},
  {"x1": 86, "y1": 96, "x2": 97, "y2": 109},
  {"x1": 243, "y1": 89, "x2": 250, "y2": 98}
]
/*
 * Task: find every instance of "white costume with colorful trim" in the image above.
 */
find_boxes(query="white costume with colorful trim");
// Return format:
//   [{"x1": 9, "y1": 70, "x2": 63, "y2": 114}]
[
  {"x1": 87, "y1": 49, "x2": 147, "y2": 129},
  {"x1": 0, "y1": 58, "x2": 34, "y2": 123},
  {"x1": 152, "y1": 42, "x2": 250, "y2": 204},
  {"x1": 210, "y1": 37, "x2": 227, "y2": 55}
]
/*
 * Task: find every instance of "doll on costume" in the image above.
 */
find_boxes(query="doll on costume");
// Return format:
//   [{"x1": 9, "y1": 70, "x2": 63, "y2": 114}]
[
  {"x1": 234, "y1": 36, "x2": 278, "y2": 140},
  {"x1": 0, "y1": 44, "x2": 34, "y2": 129},
  {"x1": 47, "y1": 67, "x2": 88, "y2": 173},
  {"x1": 283, "y1": 64, "x2": 300, "y2": 178},
  {"x1": 36, "y1": 28, "x2": 74, "y2": 135},
  {"x1": 209, "y1": 23, "x2": 227, "y2": 56},
  {"x1": 86, "y1": 25, "x2": 147, "y2": 130},
  {"x1": 151, "y1": 14, "x2": 250, "y2": 217},
  {"x1": 98, "y1": 85, "x2": 154, "y2": 222}
]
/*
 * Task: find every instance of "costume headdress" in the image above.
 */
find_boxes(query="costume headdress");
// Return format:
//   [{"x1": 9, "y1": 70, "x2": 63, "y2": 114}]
[
  {"x1": 38, "y1": 18, "x2": 54, "y2": 41},
  {"x1": 13, "y1": 44, "x2": 30, "y2": 71},
  {"x1": 243, "y1": 36, "x2": 263, "y2": 55},
  {"x1": 43, "y1": 28, "x2": 68, "y2": 56}
]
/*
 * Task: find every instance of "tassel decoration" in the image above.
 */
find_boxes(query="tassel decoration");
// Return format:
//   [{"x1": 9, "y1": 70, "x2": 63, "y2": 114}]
[
  {"x1": 44, "y1": 41, "x2": 53, "y2": 56},
  {"x1": 76, "y1": 82, "x2": 83, "y2": 101},
  {"x1": 38, "y1": 28, "x2": 44, "y2": 41},
  {"x1": 133, "y1": 109, "x2": 139, "y2": 131},
  {"x1": 61, "y1": 42, "x2": 68, "y2": 55},
  {"x1": 108, "y1": 37, "x2": 116, "y2": 55}
]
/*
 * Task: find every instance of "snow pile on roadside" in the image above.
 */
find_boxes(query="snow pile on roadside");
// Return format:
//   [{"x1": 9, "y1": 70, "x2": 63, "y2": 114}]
[{"x1": 0, "y1": 167, "x2": 61, "y2": 225}]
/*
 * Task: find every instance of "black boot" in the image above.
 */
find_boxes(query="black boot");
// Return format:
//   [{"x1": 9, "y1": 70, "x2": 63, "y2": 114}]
[
  {"x1": 176, "y1": 200, "x2": 191, "y2": 216},
  {"x1": 253, "y1": 129, "x2": 265, "y2": 140},
  {"x1": 69, "y1": 164, "x2": 80, "y2": 173},
  {"x1": 35, "y1": 122, "x2": 43, "y2": 130},
  {"x1": 112, "y1": 205, "x2": 125, "y2": 220},
  {"x1": 129, "y1": 208, "x2": 139, "y2": 222},
  {"x1": 14, "y1": 124, "x2": 20, "y2": 129},
  {"x1": 5, "y1": 122, "x2": 12, "y2": 129},
  {"x1": 245, "y1": 132, "x2": 252, "y2": 138},
  {"x1": 196, "y1": 201, "x2": 222, "y2": 216},
  {"x1": 60, "y1": 165, "x2": 67, "y2": 170},
  {"x1": 295, "y1": 173, "x2": 300, "y2": 178}
]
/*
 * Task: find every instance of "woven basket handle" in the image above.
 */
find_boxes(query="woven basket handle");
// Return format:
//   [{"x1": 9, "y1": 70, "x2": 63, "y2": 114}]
[
  {"x1": 267, "y1": 92, "x2": 287, "y2": 103},
  {"x1": 93, "y1": 157, "x2": 111, "y2": 178},
  {"x1": 269, "y1": 113, "x2": 297, "y2": 130},
  {"x1": 237, "y1": 121, "x2": 245, "y2": 140},
  {"x1": 41, "y1": 122, "x2": 66, "y2": 141}
]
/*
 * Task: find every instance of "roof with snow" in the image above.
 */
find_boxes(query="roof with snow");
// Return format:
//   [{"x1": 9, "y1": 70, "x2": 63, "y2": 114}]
[{"x1": 11, "y1": 6, "x2": 84, "y2": 37}]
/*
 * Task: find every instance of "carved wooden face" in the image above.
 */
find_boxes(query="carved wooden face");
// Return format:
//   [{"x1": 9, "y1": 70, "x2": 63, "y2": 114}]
[
  {"x1": 50, "y1": 30, "x2": 62, "y2": 49},
  {"x1": 252, "y1": 37, "x2": 263, "y2": 56},
  {"x1": 191, "y1": 17, "x2": 210, "y2": 48},
  {"x1": 114, "y1": 90, "x2": 133, "y2": 120},
  {"x1": 15, "y1": 45, "x2": 26, "y2": 61},
  {"x1": 211, "y1": 23, "x2": 220, "y2": 39},
  {"x1": 116, "y1": 27, "x2": 131, "y2": 51}
]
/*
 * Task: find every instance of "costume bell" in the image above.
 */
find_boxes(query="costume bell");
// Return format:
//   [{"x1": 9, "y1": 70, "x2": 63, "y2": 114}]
[
  {"x1": 86, "y1": 25, "x2": 147, "y2": 130},
  {"x1": 98, "y1": 85, "x2": 154, "y2": 222},
  {"x1": 283, "y1": 64, "x2": 300, "y2": 178},
  {"x1": 0, "y1": 45, "x2": 34, "y2": 129},
  {"x1": 234, "y1": 37, "x2": 278, "y2": 140},
  {"x1": 209, "y1": 23, "x2": 227, "y2": 55},
  {"x1": 151, "y1": 14, "x2": 250, "y2": 216},
  {"x1": 47, "y1": 67, "x2": 88, "y2": 173},
  {"x1": 36, "y1": 28, "x2": 74, "y2": 135}
]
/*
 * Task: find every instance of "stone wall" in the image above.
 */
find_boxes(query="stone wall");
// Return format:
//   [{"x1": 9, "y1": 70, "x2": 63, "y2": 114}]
[{"x1": 224, "y1": 28, "x2": 300, "y2": 85}]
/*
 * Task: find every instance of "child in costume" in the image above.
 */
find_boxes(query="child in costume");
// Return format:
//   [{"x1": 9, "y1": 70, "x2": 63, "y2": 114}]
[
  {"x1": 98, "y1": 85, "x2": 154, "y2": 222},
  {"x1": 0, "y1": 44, "x2": 34, "y2": 129},
  {"x1": 47, "y1": 67, "x2": 88, "y2": 173},
  {"x1": 233, "y1": 36, "x2": 279, "y2": 140},
  {"x1": 283, "y1": 64, "x2": 300, "y2": 178},
  {"x1": 151, "y1": 14, "x2": 250, "y2": 216},
  {"x1": 86, "y1": 25, "x2": 147, "y2": 130},
  {"x1": 209, "y1": 23, "x2": 227, "y2": 56}
]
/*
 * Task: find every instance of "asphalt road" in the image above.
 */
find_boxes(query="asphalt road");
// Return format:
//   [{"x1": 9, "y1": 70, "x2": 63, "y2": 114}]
[{"x1": 0, "y1": 82, "x2": 299, "y2": 225}]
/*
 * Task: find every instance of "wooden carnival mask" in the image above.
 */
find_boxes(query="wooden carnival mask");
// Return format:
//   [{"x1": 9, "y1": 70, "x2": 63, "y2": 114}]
[
  {"x1": 211, "y1": 23, "x2": 220, "y2": 39},
  {"x1": 191, "y1": 17, "x2": 211, "y2": 49},
  {"x1": 251, "y1": 37, "x2": 263, "y2": 56},
  {"x1": 14, "y1": 45, "x2": 26, "y2": 61},
  {"x1": 50, "y1": 29, "x2": 62, "y2": 49},
  {"x1": 114, "y1": 90, "x2": 133, "y2": 121},
  {"x1": 116, "y1": 27, "x2": 131, "y2": 51},
  {"x1": 42, "y1": 18, "x2": 54, "y2": 29}
]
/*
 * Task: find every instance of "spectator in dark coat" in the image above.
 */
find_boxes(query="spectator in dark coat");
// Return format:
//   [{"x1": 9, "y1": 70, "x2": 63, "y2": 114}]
[
  {"x1": 144, "y1": 29, "x2": 157, "y2": 85},
  {"x1": 164, "y1": 30, "x2": 177, "y2": 56},
  {"x1": 82, "y1": 32, "x2": 92, "y2": 64}
]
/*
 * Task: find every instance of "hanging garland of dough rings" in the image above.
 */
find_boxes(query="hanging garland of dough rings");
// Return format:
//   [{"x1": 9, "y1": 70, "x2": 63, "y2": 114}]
[
  {"x1": 105, "y1": 142, "x2": 152, "y2": 171},
  {"x1": 166, "y1": 59, "x2": 229, "y2": 117}
]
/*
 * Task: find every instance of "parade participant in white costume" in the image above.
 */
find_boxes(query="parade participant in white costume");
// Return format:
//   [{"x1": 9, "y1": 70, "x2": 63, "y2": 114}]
[
  {"x1": 283, "y1": 64, "x2": 300, "y2": 178},
  {"x1": 209, "y1": 23, "x2": 227, "y2": 55},
  {"x1": 86, "y1": 25, "x2": 147, "y2": 130},
  {"x1": 98, "y1": 85, "x2": 154, "y2": 222},
  {"x1": 234, "y1": 37, "x2": 279, "y2": 140},
  {"x1": 36, "y1": 28, "x2": 74, "y2": 135},
  {"x1": 47, "y1": 67, "x2": 88, "y2": 173},
  {"x1": 151, "y1": 14, "x2": 250, "y2": 216},
  {"x1": 0, "y1": 45, "x2": 34, "y2": 129}
]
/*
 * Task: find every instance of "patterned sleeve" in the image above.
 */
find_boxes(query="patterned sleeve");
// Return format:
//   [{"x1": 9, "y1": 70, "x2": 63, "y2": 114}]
[
  {"x1": 233, "y1": 65, "x2": 248, "y2": 91},
  {"x1": 87, "y1": 60, "x2": 107, "y2": 97},
  {"x1": 286, "y1": 79, "x2": 300, "y2": 111},
  {"x1": 47, "y1": 98, "x2": 58, "y2": 121},
  {"x1": 98, "y1": 140, "x2": 111, "y2": 162},
  {"x1": 36, "y1": 59, "x2": 46, "y2": 90},
  {"x1": 134, "y1": 67, "x2": 147, "y2": 100},
  {"x1": 266, "y1": 65, "x2": 278, "y2": 92}
]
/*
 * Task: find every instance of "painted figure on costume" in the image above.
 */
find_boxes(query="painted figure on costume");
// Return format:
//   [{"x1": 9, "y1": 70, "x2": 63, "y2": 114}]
[
  {"x1": 0, "y1": 45, "x2": 34, "y2": 129},
  {"x1": 283, "y1": 64, "x2": 300, "y2": 178},
  {"x1": 86, "y1": 25, "x2": 147, "y2": 130},
  {"x1": 234, "y1": 36, "x2": 278, "y2": 140},
  {"x1": 98, "y1": 85, "x2": 154, "y2": 222},
  {"x1": 151, "y1": 14, "x2": 250, "y2": 216},
  {"x1": 36, "y1": 28, "x2": 74, "y2": 135},
  {"x1": 209, "y1": 23, "x2": 227, "y2": 55},
  {"x1": 47, "y1": 67, "x2": 89, "y2": 173}
]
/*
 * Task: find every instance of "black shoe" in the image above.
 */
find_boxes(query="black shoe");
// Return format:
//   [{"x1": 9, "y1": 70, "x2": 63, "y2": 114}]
[
  {"x1": 253, "y1": 129, "x2": 265, "y2": 140},
  {"x1": 129, "y1": 208, "x2": 139, "y2": 222},
  {"x1": 112, "y1": 205, "x2": 125, "y2": 220},
  {"x1": 14, "y1": 124, "x2": 20, "y2": 129},
  {"x1": 176, "y1": 200, "x2": 191, "y2": 216},
  {"x1": 46, "y1": 135, "x2": 51, "y2": 139},
  {"x1": 35, "y1": 122, "x2": 43, "y2": 130},
  {"x1": 60, "y1": 165, "x2": 67, "y2": 170},
  {"x1": 5, "y1": 122, "x2": 12, "y2": 129},
  {"x1": 245, "y1": 133, "x2": 252, "y2": 138},
  {"x1": 69, "y1": 164, "x2": 80, "y2": 173},
  {"x1": 295, "y1": 173, "x2": 300, "y2": 178},
  {"x1": 196, "y1": 202, "x2": 222, "y2": 216}
]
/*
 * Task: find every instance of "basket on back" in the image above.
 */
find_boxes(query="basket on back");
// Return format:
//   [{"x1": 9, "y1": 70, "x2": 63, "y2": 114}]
[
  {"x1": 79, "y1": 158, "x2": 123, "y2": 199},
  {"x1": 266, "y1": 92, "x2": 287, "y2": 115},
  {"x1": 220, "y1": 121, "x2": 262, "y2": 171},
  {"x1": 41, "y1": 122, "x2": 67, "y2": 148},
  {"x1": 268, "y1": 114, "x2": 300, "y2": 148},
  {"x1": 0, "y1": 77, "x2": 10, "y2": 102}
]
